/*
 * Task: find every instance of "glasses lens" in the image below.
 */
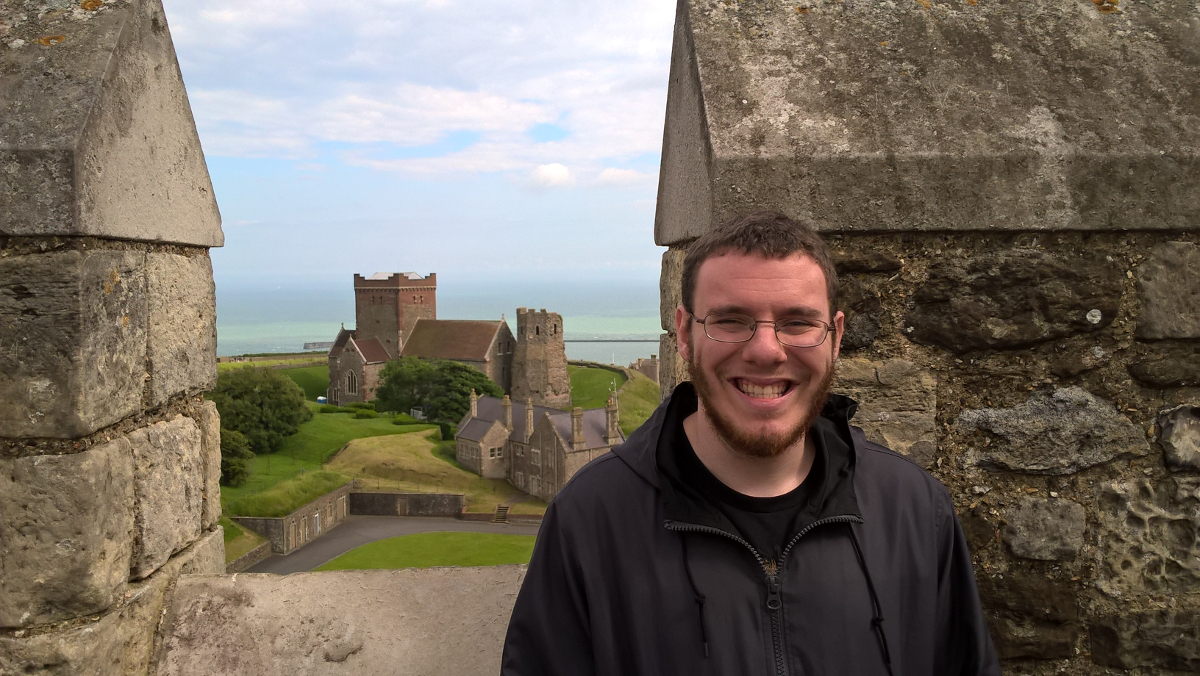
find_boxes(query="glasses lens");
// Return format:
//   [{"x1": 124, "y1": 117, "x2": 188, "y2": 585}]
[
  {"x1": 776, "y1": 319, "x2": 828, "y2": 347},
  {"x1": 703, "y1": 315, "x2": 755, "y2": 342}
]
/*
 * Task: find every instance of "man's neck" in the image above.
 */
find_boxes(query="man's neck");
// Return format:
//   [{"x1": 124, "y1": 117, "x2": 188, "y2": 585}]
[{"x1": 682, "y1": 408, "x2": 815, "y2": 498}]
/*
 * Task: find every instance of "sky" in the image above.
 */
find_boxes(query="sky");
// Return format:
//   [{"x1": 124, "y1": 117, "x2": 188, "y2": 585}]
[{"x1": 161, "y1": 0, "x2": 678, "y2": 289}]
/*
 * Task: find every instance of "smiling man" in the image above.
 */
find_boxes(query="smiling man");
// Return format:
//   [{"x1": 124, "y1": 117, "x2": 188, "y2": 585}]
[{"x1": 502, "y1": 212, "x2": 1000, "y2": 676}]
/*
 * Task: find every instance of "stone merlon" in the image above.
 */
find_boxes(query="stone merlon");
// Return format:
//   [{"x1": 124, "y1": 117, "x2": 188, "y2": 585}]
[{"x1": 655, "y1": 0, "x2": 1200, "y2": 244}]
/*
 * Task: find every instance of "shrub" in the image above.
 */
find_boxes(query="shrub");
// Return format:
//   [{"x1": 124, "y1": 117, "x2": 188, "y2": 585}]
[
  {"x1": 320, "y1": 404, "x2": 346, "y2": 413},
  {"x1": 375, "y1": 357, "x2": 503, "y2": 422},
  {"x1": 353, "y1": 409, "x2": 379, "y2": 419},
  {"x1": 345, "y1": 402, "x2": 375, "y2": 410},
  {"x1": 207, "y1": 367, "x2": 313, "y2": 455},
  {"x1": 437, "y1": 421, "x2": 454, "y2": 441},
  {"x1": 392, "y1": 412, "x2": 419, "y2": 424},
  {"x1": 219, "y1": 428, "x2": 255, "y2": 487}
]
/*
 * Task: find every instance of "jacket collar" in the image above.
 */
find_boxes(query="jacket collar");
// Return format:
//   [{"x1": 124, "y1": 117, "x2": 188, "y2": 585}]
[{"x1": 613, "y1": 382, "x2": 863, "y2": 529}]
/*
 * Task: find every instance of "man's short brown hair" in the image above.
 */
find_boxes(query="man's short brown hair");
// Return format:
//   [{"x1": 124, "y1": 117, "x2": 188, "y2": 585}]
[{"x1": 680, "y1": 211, "x2": 839, "y2": 318}]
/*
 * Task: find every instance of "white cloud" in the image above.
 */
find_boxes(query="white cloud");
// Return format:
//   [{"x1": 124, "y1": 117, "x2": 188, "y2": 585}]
[{"x1": 528, "y1": 163, "x2": 574, "y2": 189}]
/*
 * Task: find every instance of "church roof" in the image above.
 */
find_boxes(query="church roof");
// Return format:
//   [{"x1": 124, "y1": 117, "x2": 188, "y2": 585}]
[
  {"x1": 353, "y1": 337, "x2": 391, "y2": 364},
  {"x1": 401, "y1": 320, "x2": 502, "y2": 361},
  {"x1": 463, "y1": 396, "x2": 620, "y2": 451}
]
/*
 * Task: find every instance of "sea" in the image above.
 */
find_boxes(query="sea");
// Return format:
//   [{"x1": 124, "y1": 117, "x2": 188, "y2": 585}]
[{"x1": 216, "y1": 278, "x2": 664, "y2": 366}]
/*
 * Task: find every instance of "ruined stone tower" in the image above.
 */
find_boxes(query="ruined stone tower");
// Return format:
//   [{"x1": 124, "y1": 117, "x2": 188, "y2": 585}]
[
  {"x1": 353, "y1": 272, "x2": 436, "y2": 358},
  {"x1": 511, "y1": 308, "x2": 571, "y2": 409}
]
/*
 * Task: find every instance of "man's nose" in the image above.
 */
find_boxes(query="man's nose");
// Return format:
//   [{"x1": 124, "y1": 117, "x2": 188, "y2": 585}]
[{"x1": 740, "y1": 322, "x2": 788, "y2": 363}]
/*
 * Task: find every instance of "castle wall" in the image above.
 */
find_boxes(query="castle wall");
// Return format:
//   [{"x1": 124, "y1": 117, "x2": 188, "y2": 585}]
[
  {"x1": 0, "y1": 2, "x2": 226, "y2": 672},
  {"x1": 511, "y1": 308, "x2": 571, "y2": 409},
  {"x1": 233, "y1": 483, "x2": 352, "y2": 555},
  {"x1": 657, "y1": 1, "x2": 1200, "y2": 672}
]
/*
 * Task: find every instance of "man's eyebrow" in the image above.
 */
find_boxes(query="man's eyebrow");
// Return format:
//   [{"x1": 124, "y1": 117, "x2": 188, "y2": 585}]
[{"x1": 703, "y1": 305, "x2": 826, "y2": 318}]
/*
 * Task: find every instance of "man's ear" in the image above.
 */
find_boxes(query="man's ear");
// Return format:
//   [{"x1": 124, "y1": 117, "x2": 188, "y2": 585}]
[
  {"x1": 675, "y1": 304, "x2": 692, "y2": 362},
  {"x1": 831, "y1": 310, "x2": 845, "y2": 361}
]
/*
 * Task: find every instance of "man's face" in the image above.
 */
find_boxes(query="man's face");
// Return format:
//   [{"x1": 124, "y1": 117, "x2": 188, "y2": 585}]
[{"x1": 675, "y1": 252, "x2": 844, "y2": 457}]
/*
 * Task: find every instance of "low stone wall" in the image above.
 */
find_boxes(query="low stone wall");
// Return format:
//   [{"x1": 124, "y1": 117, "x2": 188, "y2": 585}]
[
  {"x1": 348, "y1": 492, "x2": 464, "y2": 517},
  {"x1": 157, "y1": 567, "x2": 526, "y2": 676},
  {"x1": 225, "y1": 540, "x2": 272, "y2": 574},
  {"x1": 233, "y1": 483, "x2": 353, "y2": 555}
]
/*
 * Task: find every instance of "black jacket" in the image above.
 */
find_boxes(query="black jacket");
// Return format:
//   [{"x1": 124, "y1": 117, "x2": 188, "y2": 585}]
[{"x1": 502, "y1": 383, "x2": 1001, "y2": 676}]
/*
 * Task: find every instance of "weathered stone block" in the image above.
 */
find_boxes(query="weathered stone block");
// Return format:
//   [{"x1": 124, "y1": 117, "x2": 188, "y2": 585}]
[
  {"x1": 146, "y1": 253, "x2": 217, "y2": 406},
  {"x1": 193, "y1": 401, "x2": 223, "y2": 529},
  {"x1": 1129, "y1": 345, "x2": 1200, "y2": 388},
  {"x1": 1159, "y1": 405, "x2": 1200, "y2": 473},
  {"x1": 961, "y1": 387, "x2": 1148, "y2": 474},
  {"x1": 176, "y1": 527, "x2": 225, "y2": 577},
  {"x1": 1090, "y1": 609, "x2": 1200, "y2": 671},
  {"x1": 0, "y1": 0, "x2": 222, "y2": 246},
  {"x1": 0, "y1": 439, "x2": 134, "y2": 628},
  {"x1": 1096, "y1": 478, "x2": 1200, "y2": 596},
  {"x1": 1002, "y1": 497, "x2": 1086, "y2": 561},
  {"x1": 905, "y1": 249, "x2": 1122, "y2": 353},
  {"x1": 129, "y1": 416, "x2": 203, "y2": 579},
  {"x1": 834, "y1": 359, "x2": 937, "y2": 467},
  {"x1": 659, "y1": 333, "x2": 690, "y2": 400},
  {"x1": 655, "y1": 0, "x2": 1200, "y2": 245},
  {"x1": 1137, "y1": 242, "x2": 1200, "y2": 340},
  {"x1": 660, "y1": 247, "x2": 686, "y2": 332},
  {"x1": 157, "y1": 567, "x2": 527, "y2": 676},
  {"x1": 0, "y1": 250, "x2": 147, "y2": 438},
  {"x1": 0, "y1": 559, "x2": 170, "y2": 676},
  {"x1": 977, "y1": 571, "x2": 1080, "y2": 660},
  {"x1": 838, "y1": 277, "x2": 880, "y2": 351}
]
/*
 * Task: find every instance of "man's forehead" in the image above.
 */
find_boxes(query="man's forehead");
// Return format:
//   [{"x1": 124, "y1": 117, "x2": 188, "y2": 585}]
[{"x1": 693, "y1": 251, "x2": 830, "y2": 309}]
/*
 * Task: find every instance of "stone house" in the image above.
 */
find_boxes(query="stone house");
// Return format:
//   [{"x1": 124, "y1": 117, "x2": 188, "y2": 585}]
[
  {"x1": 325, "y1": 328, "x2": 391, "y2": 405},
  {"x1": 455, "y1": 391, "x2": 623, "y2": 502},
  {"x1": 232, "y1": 483, "x2": 353, "y2": 555}
]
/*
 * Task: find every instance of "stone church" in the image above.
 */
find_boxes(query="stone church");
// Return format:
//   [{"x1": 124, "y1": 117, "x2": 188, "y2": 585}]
[
  {"x1": 455, "y1": 391, "x2": 623, "y2": 502},
  {"x1": 326, "y1": 272, "x2": 570, "y2": 410}
]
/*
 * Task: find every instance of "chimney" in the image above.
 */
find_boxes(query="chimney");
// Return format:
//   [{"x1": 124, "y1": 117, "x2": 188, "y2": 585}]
[
  {"x1": 502, "y1": 395, "x2": 512, "y2": 429},
  {"x1": 525, "y1": 397, "x2": 534, "y2": 442},
  {"x1": 605, "y1": 396, "x2": 621, "y2": 446},
  {"x1": 571, "y1": 407, "x2": 585, "y2": 451},
  {"x1": 469, "y1": 388, "x2": 478, "y2": 418}
]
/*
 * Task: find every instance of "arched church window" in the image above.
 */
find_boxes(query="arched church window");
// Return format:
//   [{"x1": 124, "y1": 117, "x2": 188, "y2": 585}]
[{"x1": 347, "y1": 370, "x2": 358, "y2": 394}]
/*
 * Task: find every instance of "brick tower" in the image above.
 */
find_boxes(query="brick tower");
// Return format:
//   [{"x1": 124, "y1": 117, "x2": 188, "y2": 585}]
[
  {"x1": 353, "y1": 272, "x2": 436, "y2": 359},
  {"x1": 511, "y1": 308, "x2": 571, "y2": 409}
]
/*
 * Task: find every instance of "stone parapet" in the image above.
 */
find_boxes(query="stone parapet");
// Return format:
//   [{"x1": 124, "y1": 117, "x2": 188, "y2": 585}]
[
  {"x1": 0, "y1": 0, "x2": 222, "y2": 246},
  {"x1": 654, "y1": 0, "x2": 1200, "y2": 245},
  {"x1": 156, "y1": 567, "x2": 526, "y2": 676}
]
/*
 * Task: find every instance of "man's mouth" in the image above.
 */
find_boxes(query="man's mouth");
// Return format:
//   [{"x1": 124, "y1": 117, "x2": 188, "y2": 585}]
[{"x1": 734, "y1": 379, "x2": 791, "y2": 399}]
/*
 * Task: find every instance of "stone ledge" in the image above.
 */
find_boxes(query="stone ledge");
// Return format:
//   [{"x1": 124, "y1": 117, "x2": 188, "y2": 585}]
[
  {"x1": 0, "y1": 0, "x2": 222, "y2": 246},
  {"x1": 655, "y1": 0, "x2": 1200, "y2": 244},
  {"x1": 156, "y1": 567, "x2": 527, "y2": 676}
]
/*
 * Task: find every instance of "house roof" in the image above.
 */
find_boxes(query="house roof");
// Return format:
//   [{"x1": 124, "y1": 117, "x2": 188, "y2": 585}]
[
  {"x1": 463, "y1": 396, "x2": 621, "y2": 451},
  {"x1": 401, "y1": 320, "x2": 502, "y2": 361},
  {"x1": 353, "y1": 337, "x2": 391, "y2": 364}
]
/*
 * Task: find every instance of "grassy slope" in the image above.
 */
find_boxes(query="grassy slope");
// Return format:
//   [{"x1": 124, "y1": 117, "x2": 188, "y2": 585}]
[
  {"x1": 326, "y1": 431, "x2": 547, "y2": 515},
  {"x1": 282, "y1": 365, "x2": 330, "y2": 401},
  {"x1": 218, "y1": 359, "x2": 324, "y2": 372},
  {"x1": 220, "y1": 402, "x2": 437, "y2": 515},
  {"x1": 314, "y1": 532, "x2": 536, "y2": 570},
  {"x1": 219, "y1": 516, "x2": 267, "y2": 563},
  {"x1": 568, "y1": 365, "x2": 627, "y2": 409},
  {"x1": 617, "y1": 369, "x2": 660, "y2": 437}
]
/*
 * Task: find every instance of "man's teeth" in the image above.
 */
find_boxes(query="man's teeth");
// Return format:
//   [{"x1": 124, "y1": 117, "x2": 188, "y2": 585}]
[{"x1": 736, "y1": 381, "x2": 787, "y2": 398}]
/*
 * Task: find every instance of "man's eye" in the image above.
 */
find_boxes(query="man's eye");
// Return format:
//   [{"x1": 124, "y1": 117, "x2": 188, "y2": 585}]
[
  {"x1": 779, "y1": 320, "x2": 818, "y2": 332},
  {"x1": 712, "y1": 317, "x2": 750, "y2": 327}
]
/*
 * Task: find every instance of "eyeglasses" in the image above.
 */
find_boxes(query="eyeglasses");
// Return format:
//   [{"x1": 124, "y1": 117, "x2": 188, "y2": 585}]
[{"x1": 693, "y1": 312, "x2": 835, "y2": 348}]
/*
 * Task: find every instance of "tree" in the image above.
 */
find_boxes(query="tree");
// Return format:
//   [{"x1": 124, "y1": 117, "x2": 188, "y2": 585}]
[
  {"x1": 219, "y1": 428, "x2": 255, "y2": 487},
  {"x1": 207, "y1": 366, "x2": 313, "y2": 455},
  {"x1": 375, "y1": 357, "x2": 502, "y2": 422}
]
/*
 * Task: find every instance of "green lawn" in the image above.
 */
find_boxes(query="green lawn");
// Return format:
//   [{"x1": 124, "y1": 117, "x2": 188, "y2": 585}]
[
  {"x1": 569, "y1": 365, "x2": 627, "y2": 409},
  {"x1": 314, "y1": 532, "x2": 536, "y2": 570},
  {"x1": 218, "y1": 358, "x2": 324, "y2": 372},
  {"x1": 219, "y1": 516, "x2": 267, "y2": 563},
  {"x1": 617, "y1": 369, "x2": 660, "y2": 437},
  {"x1": 220, "y1": 402, "x2": 437, "y2": 515},
  {"x1": 283, "y1": 365, "x2": 330, "y2": 401}
]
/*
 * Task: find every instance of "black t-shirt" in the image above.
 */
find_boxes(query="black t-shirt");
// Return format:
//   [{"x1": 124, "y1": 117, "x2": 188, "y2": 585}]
[{"x1": 671, "y1": 411, "x2": 844, "y2": 562}]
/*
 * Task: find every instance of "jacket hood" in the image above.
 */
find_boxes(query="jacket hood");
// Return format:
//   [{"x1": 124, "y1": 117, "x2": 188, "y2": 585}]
[{"x1": 612, "y1": 382, "x2": 863, "y2": 534}]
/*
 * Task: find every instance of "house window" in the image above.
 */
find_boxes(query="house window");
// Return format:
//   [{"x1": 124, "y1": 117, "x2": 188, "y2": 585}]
[
  {"x1": 535, "y1": 326, "x2": 540, "y2": 336},
  {"x1": 531, "y1": 449, "x2": 540, "y2": 467},
  {"x1": 347, "y1": 370, "x2": 358, "y2": 394},
  {"x1": 530, "y1": 477, "x2": 540, "y2": 495}
]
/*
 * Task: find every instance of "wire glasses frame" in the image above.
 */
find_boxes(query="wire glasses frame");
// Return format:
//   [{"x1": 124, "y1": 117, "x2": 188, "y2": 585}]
[{"x1": 692, "y1": 312, "x2": 835, "y2": 348}]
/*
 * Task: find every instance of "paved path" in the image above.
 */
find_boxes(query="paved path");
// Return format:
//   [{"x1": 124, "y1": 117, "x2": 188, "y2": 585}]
[{"x1": 247, "y1": 515, "x2": 542, "y2": 574}]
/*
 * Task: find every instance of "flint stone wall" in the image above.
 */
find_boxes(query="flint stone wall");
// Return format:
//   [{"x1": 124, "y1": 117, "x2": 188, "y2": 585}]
[
  {"x1": 656, "y1": 1, "x2": 1200, "y2": 673},
  {"x1": 0, "y1": 1, "x2": 225, "y2": 675}
]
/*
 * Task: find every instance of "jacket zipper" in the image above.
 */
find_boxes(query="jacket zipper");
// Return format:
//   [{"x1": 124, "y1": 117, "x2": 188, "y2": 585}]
[{"x1": 665, "y1": 515, "x2": 863, "y2": 675}]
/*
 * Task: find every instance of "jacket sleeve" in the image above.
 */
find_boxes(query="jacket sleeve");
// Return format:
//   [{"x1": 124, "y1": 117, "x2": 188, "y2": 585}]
[
  {"x1": 501, "y1": 501, "x2": 595, "y2": 676},
  {"x1": 934, "y1": 487, "x2": 1003, "y2": 676}
]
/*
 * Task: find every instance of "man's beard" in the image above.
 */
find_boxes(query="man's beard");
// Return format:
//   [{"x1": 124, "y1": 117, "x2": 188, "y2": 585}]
[{"x1": 689, "y1": 348, "x2": 835, "y2": 459}]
